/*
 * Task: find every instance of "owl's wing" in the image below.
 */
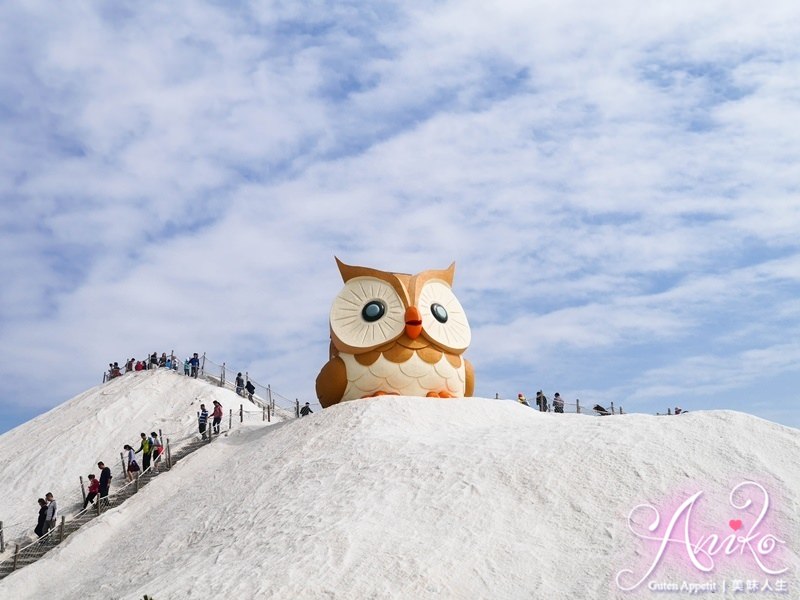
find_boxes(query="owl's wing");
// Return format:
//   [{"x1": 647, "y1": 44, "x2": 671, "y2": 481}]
[
  {"x1": 316, "y1": 355, "x2": 347, "y2": 408},
  {"x1": 464, "y1": 358, "x2": 475, "y2": 397}
]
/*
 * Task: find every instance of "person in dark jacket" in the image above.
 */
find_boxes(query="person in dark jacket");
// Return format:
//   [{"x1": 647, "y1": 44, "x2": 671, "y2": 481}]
[
  {"x1": 245, "y1": 380, "x2": 255, "y2": 401},
  {"x1": 189, "y1": 353, "x2": 200, "y2": 378},
  {"x1": 300, "y1": 402, "x2": 313, "y2": 417},
  {"x1": 98, "y1": 461, "x2": 112, "y2": 505},
  {"x1": 34, "y1": 498, "x2": 48, "y2": 538},
  {"x1": 235, "y1": 373, "x2": 245, "y2": 396},
  {"x1": 198, "y1": 404, "x2": 209, "y2": 439}
]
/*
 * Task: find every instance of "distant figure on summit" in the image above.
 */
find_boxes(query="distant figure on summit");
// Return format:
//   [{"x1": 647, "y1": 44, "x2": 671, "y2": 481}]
[
  {"x1": 517, "y1": 393, "x2": 529, "y2": 406},
  {"x1": 190, "y1": 353, "x2": 200, "y2": 378},
  {"x1": 553, "y1": 393, "x2": 564, "y2": 413},
  {"x1": 245, "y1": 379, "x2": 255, "y2": 401},
  {"x1": 300, "y1": 402, "x2": 313, "y2": 417}
]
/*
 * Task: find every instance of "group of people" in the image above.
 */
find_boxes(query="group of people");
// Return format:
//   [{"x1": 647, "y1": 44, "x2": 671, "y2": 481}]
[
  {"x1": 517, "y1": 391, "x2": 567, "y2": 413},
  {"x1": 123, "y1": 432, "x2": 165, "y2": 481},
  {"x1": 34, "y1": 462, "x2": 113, "y2": 539},
  {"x1": 106, "y1": 352, "x2": 202, "y2": 380},
  {"x1": 197, "y1": 401, "x2": 224, "y2": 438}
]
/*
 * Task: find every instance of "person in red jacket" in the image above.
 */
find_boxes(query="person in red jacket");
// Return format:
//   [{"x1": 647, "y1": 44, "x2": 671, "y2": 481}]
[
  {"x1": 211, "y1": 400, "x2": 223, "y2": 435},
  {"x1": 84, "y1": 474, "x2": 100, "y2": 509}
]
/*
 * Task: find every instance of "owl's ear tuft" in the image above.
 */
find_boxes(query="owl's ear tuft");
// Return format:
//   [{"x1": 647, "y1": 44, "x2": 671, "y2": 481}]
[
  {"x1": 445, "y1": 262, "x2": 456, "y2": 285},
  {"x1": 335, "y1": 256, "x2": 356, "y2": 282}
]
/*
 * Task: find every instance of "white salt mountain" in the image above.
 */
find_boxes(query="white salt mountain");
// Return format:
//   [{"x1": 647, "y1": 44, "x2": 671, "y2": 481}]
[{"x1": 0, "y1": 374, "x2": 798, "y2": 599}]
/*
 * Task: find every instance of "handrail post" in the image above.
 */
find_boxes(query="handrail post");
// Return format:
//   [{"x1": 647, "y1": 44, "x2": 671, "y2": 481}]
[
  {"x1": 220, "y1": 362, "x2": 226, "y2": 387},
  {"x1": 295, "y1": 399, "x2": 300, "y2": 418},
  {"x1": 229, "y1": 408, "x2": 232, "y2": 430},
  {"x1": 201, "y1": 352, "x2": 206, "y2": 376},
  {"x1": 120, "y1": 452, "x2": 126, "y2": 479},
  {"x1": 0, "y1": 520, "x2": 4, "y2": 553},
  {"x1": 79, "y1": 475, "x2": 86, "y2": 506},
  {"x1": 58, "y1": 515, "x2": 65, "y2": 543},
  {"x1": 96, "y1": 496, "x2": 102, "y2": 516},
  {"x1": 267, "y1": 385, "x2": 273, "y2": 413},
  {"x1": 166, "y1": 438, "x2": 172, "y2": 469},
  {"x1": 12, "y1": 543, "x2": 19, "y2": 571},
  {"x1": 240, "y1": 404, "x2": 243, "y2": 423},
  {"x1": 576, "y1": 399, "x2": 581, "y2": 414},
  {"x1": 262, "y1": 406, "x2": 266, "y2": 422},
  {"x1": 611, "y1": 402, "x2": 615, "y2": 415},
  {"x1": 135, "y1": 472, "x2": 140, "y2": 492}
]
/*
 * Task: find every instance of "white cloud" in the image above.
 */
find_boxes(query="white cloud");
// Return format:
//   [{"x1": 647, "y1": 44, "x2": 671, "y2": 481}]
[{"x1": 1, "y1": 0, "x2": 799, "y2": 430}]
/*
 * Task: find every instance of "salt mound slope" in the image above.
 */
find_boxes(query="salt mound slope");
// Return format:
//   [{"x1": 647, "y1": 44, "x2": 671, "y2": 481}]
[
  {"x1": 0, "y1": 369, "x2": 258, "y2": 526},
  {"x1": 1, "y1": 397, "x2": 798, "y2": 599}
]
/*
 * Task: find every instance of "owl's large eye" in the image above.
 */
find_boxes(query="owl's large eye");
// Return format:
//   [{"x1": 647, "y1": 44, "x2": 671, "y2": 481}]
[
  {"x1": 418, "y1": 281, "x2": 471, "y2": 352},
  {"x1": 330, "y1": 277, "x2": 405, "y2": 351},
  {"x1": 362, "y1": 300, "x2": 385, "y2": 322}
]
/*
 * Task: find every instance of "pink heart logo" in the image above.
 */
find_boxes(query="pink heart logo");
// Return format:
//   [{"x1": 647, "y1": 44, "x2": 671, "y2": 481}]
[{"x1": 729, "y1": 519, "x2": 743, "y2": 531}]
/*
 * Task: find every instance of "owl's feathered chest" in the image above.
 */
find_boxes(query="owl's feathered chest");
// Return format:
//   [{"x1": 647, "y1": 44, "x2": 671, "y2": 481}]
[{"x1": 338, "y1": 345, "x2": 466, "y2": 401}]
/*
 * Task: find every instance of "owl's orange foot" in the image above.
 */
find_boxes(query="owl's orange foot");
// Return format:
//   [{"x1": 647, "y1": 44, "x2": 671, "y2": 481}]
[
  {"x1": 426, "y1": 391, "x2": 457, "y2": 398},
  {"x1": 364, "y1": 391, "x2": 399, "y2": 398}
]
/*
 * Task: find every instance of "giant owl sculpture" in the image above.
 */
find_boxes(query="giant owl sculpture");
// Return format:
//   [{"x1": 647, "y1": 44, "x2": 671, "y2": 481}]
[{"x1": 316, "y1": 258, "x2": 474, "y2": 408}]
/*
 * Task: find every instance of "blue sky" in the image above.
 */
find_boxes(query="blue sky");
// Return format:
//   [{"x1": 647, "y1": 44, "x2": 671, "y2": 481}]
[{"x1": 1, "y1": 1, "x2": 798, "y2": 433}]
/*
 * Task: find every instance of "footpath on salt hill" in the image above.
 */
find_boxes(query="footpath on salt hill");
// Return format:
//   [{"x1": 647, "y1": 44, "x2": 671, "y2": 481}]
[
  {"x1": 0, "y1": 363, "x2": 302, "y2": 563},
  {"x1": 0, "y1": 396, "x2": 798, "y2": 599}
]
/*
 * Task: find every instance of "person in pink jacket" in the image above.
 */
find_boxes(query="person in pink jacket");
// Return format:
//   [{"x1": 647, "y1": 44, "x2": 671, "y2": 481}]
[{"x1": 211, "y1": 400, "x2": 223, "y2": 435}]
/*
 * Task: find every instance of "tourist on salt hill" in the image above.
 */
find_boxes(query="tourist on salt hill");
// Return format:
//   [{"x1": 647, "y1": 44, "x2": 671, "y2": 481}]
[
  {"x1": 98, "y1": 461, "x2": 112, "y2": 504},
  {"x1": 184, "y1": 357, "x2": 190, "y2": 376},
  {"x1": 190, "y1": 352, "x2": 200, "y2": 378},
  {"x1": 124, "y1": 445, "x2": 140, "y2": 482},
  {"x1": 159, "y1": 352, "x2": 167, "y2": 367},
  {"x1": 165, "y1": 355, "x2": 172, "y2": 370},
  {"x1": 517, "y1": 393, "x2": 529, "y2": 406},
  {"x1": 125, "y1": 358, "x2": 135, "y2": 373},
  {"x1": 149, "y1": 352, "x2": 158, "y2": 370},
  {"x1": 245, "y1": 379, "x2": 255, "y2": 401},
  {"x1": 45, "y1": 492, "x2": 58, "y2": 535},
  {"x1": 34, "y1": 498, "x2": 48, "y2": 538},
  {"x1": 198, "y1": 404, "x2": 209, "y2": 439},
  {"x1": 84, "y1": 474, "x2": 100, "y2": 509},
  {"x1": 236, "y1": 372, "x2": 245, "y2": 397},
  {"x1": 136, "y1": 432, "x2": 153, "y2": 472},
  {"x1": 553, "y1": 393, "x2": 564, "y2": 413},
  {"x1": 300, "y1": 402, "x2": 313, "y2": 417},
  {"x1": 151, "y1": 432, "x2": 164, "y2": 473},
  {"x1": 211, "y1": 400, "x2": 223, "y2": 434}
]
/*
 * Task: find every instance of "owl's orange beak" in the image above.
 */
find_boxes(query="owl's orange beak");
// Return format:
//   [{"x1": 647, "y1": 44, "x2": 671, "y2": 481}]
[{"x1": 405, "y1": 306, "x2": 422, "y2": 339}]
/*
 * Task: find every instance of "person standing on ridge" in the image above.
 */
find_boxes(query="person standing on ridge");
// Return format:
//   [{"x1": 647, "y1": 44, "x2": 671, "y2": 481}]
[
  {"x1": 98, "y1": 461, "x2": 112, "y2": 505},
  {"x1": 211, "y1": 400, "x2": 223, "y2": 435},
  {"x1": 300, "y1": 402, "x2": 313, "y2": 417},
  {"x1": 34, "y1": 498, "x2": 48, "y2": 538},
  {"x1": 553, "y1": 393, "x2": 564, "y2": 413},
  {"x1": 198, "y1": 404, "x2": 209, "y2": 439},
  {"x1": 190, "y1": 353, "x2": 200, "y2": 378},
  {"x1": 517, "y1": 393, "x2": 529, "y2": 406}
]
